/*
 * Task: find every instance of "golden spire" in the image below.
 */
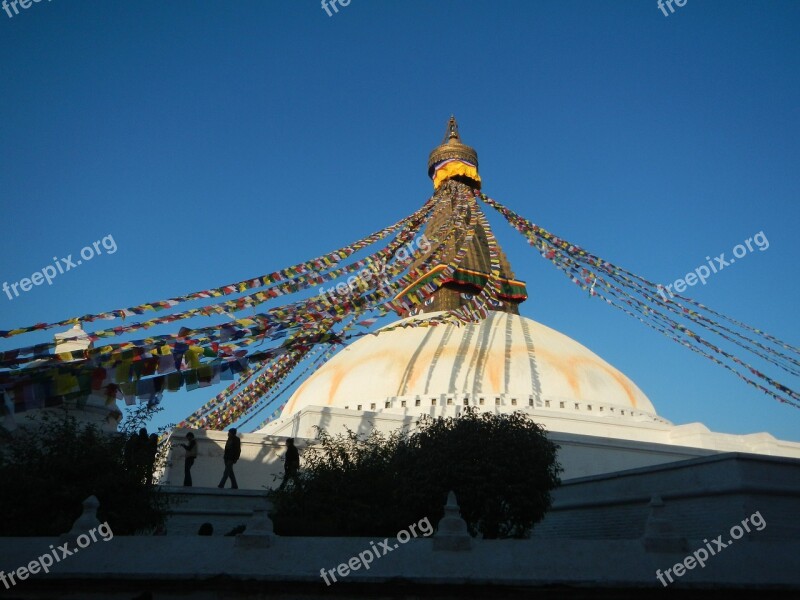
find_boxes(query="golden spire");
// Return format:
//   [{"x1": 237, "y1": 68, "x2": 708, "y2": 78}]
[
  {"x1": 393, "y1": 118, "x2": 525, "y2": 316},
  {"x1": 427, "y1": 115, "x2": 479, "y2": 177}
]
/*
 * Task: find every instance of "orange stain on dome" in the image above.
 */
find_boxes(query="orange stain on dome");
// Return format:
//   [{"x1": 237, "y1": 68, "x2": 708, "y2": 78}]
[
  {"x1": 502, "y1": 345, "x2": 638, "y2": 408},
  {"x1": 326, "y1": 368, "x2": 346, "y2": 407},
  {"x1": 486, "y1": 357, "x2": 501, "y2": 392},
  {"x1": 284, "y1": 372, "x2": 318, "y2": 414},
  {"x1": 549, "y1": 354, "x2": 638, "y2": 408},
  {"x1": 597, "y1": 364, "x2": 638, "y2": 408},
  {"x1": 286, "y1": 321, "x2": 644, "y2": 413}
]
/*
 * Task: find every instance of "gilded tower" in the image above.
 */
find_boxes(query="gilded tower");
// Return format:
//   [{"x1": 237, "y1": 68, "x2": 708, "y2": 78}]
[{"x1": 395, "y1": 117, "x2": 528, "y2": 315}]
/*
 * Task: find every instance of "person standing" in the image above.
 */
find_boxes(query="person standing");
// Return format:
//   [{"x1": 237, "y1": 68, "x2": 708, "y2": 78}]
[
  {"x1": 180, "y1": 432, "x2": 198, "y2": 487},
  {"x1": 218, "y1": 429, "x2": 241, "y2": 489},
  {"x1": 279, "y1": 438, "x2": 300, "y2": 489}
]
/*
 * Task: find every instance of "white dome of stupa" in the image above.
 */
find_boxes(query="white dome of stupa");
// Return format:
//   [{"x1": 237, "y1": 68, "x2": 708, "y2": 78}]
[{"x1": 271, "y1": 311, "x2": 657, "y2": 424}]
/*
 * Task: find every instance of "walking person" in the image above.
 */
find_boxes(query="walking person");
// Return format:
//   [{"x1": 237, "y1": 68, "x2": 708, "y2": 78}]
[
  {"x1": 218, "y1": 429, "x2": 241, "y2": 489},
  {"x1": 180, "y1": 432, "x2": 198, "y2": 487},
  {"x1": 279, "y1": 438, "x2": 300, "y2": 489}
]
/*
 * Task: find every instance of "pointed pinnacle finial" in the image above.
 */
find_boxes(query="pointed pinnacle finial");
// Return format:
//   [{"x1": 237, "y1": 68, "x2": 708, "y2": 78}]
[
  {"x1": 428, "y1": 116, "x2": 479, "y2": 177},
  {"x1": 445, "y1": 115, "x2": 460, "y2": 143}
]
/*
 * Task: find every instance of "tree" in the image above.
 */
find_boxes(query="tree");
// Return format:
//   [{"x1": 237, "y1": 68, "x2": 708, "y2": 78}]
[
  {"x1": 269, "y1": 408, "x2": 562, "y2": 538},
  {"x1": 0, "y1": 405, "x2": 171, "y2": 536},
  {"x1": 269, "y1": 427, "x2": 408, "y2": 536}
]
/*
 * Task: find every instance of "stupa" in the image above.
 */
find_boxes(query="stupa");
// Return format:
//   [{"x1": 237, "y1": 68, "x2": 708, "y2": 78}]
[
  {"x1": 254, "y1": 118, "x2": 800, "y2": 479},
  {"x1": 159, "y1": 118, "x2": 799, "y2": 488}
]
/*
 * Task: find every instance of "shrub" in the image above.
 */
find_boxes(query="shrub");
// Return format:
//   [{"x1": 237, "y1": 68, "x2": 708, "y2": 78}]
[
  {"x1": 0, "y1": 405, "x2": 170, "y2": 536},
  {"x1": 269, "y1": 407, "x2": 561, "y2": 538}
]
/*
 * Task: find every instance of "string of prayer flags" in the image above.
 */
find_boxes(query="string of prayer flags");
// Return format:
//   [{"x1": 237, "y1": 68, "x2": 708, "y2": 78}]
[{"x1": 477, "y1": 190, "x2": 800, "y2": 409}]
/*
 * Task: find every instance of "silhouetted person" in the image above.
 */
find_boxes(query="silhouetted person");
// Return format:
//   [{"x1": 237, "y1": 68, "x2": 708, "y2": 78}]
[
  {"x1": 198, "y1": 522, "x2": 213, "y2": 536},
  {"x1": 217, "y1": 429, "x2": 241, "y2": 489},
  {"x1": 279, "y1": 438, "x2": 300, "y2": 489},
  {"x1": 180, "y1": 432, "x2": 198, "y2": 487},
  {"x1": 129, "y1": 427, "x2": 150, "y2": 483}
]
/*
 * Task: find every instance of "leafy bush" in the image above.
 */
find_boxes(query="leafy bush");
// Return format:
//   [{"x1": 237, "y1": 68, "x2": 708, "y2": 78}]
[
  {"x1": 269, "y1": 408, "x2": 561, "y2": 538},
  {"x1": 0, "y1": 405, "x2": 171, "y2": 536}
]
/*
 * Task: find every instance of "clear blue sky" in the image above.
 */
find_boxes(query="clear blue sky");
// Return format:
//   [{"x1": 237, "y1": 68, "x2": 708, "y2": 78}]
[{"x1": 1, "y1": 1, "x2": 798, "y2": 441}]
